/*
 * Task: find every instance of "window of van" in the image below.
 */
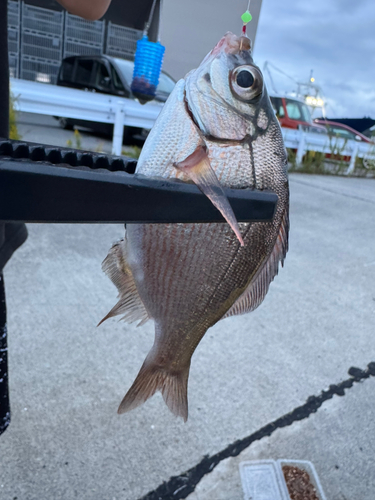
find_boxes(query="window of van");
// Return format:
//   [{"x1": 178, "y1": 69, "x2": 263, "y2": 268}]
[
  {"x1": 285, "y1": 98, "x2": 311, "y2": 123},
  {"x1": 95, "y1": 63, "x2": 111, "y2": 91},
  {"x1": 60, "y1": 59, "x2": 74, "y2": 82},
  {"x1": 156, "y1": 73, "x2": 175, "y2": 94},
  {"x1": 329, "y1": 127, "x2": 356, "y2": 140},
  {"x1": 75, "y1": 59, "x2": 94, "y2": 86},
  {"x1": 111, "y1": 67, "x2": 125, "y2": 92}
]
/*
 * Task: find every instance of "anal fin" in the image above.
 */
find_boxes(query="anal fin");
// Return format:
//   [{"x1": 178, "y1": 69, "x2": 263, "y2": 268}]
[
  {"x1": 223, "y1": 208, "x2": 289, "y2": 318},
  {"x1": 99, "y1": 239, "x2": 150, "y2": 326}
]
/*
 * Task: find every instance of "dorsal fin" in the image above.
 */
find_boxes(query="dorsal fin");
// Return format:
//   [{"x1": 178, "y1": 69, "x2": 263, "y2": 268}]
[
  {"x1": 223, "y1": 208, "x2": 289, "y2": 318},
  {"x1": 98, "y1": 239, "x2": 150, "y2": 327}
]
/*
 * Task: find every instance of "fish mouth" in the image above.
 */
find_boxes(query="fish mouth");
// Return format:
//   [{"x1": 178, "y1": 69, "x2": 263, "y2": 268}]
[
  {"x1": 199, "y1": 33, "x2": 252, "y2": 70},
  {"x1": 210, "y1": 32, "x2": 251, "y2": 57}
]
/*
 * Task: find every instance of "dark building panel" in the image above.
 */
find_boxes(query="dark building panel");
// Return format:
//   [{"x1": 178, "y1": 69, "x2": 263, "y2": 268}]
[
  {"x1": 24, "y1": 0, "x2": 159, "y2": 33},
  {"x1": 22, "y1": 0, "x2": 63, "y2": 11}
]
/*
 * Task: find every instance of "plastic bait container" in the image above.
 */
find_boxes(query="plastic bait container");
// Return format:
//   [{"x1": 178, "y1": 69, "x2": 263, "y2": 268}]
[
  {"x1": 278, "y1": 460, "x2": 327, "y2": 500},
  {"x1": 131, "y1": 35, "x2": 165, "y2": 104},
  {"x1": 240, "y1": 460, "x2": 288, "y2": 500},
  {"x1": 240, "y1": 459, "x2": 327, "y2": 500}
]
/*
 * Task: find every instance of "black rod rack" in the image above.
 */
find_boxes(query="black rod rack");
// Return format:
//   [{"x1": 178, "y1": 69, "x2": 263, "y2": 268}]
[{"x1": 0, "y1": 139, "x2": 278, "y2": 224}]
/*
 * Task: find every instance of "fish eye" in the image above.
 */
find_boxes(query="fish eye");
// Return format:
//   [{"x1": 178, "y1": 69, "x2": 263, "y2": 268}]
[
  {"x1": 236, "y1": 69, "x2": 254, "y2": 88},
  {"x1": 230, "y1": 65, "x2": 263, "y2": 102}
]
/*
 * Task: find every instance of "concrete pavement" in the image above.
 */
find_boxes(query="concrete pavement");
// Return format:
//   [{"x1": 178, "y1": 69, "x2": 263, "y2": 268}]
[
  {"x1": 186, "y1": 375, "x2": 375, "y2": 500},
  {"x1": 17, "y1": 112, "x2": 113, "y2": 153},
  {"x1": 0, "y1": 173, "x2": 374, "y2": 499},
  {"x1": 16, "y1": 113, "x2": 140, "y2": 157}
]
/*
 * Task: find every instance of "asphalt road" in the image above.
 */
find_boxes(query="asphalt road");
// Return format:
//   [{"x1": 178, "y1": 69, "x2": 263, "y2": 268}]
[{"x1": 1, "y1": 118, "x2": 375, "y2": 499}]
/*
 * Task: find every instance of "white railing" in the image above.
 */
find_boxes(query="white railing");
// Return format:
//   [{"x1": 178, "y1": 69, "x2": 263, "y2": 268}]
[
  {"x1": 10, "y1": 78, "x2": 163, "y2": 155},
  {"x1": 282, "y1": 127, "x2": 375, "y2": 174},
  {"x1": 10, "y1": 78, "x2": 375, "y2": 172}
]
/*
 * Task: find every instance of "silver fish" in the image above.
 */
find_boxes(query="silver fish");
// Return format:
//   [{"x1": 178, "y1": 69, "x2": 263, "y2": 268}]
[{"x1": 100, "y1": 32, "x2": 289, "y2": 421}]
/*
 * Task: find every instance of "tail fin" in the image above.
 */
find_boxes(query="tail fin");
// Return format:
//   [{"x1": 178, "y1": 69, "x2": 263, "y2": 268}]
[{"x1": 118, "y1": 358, "x2": 190, "y2": 422}]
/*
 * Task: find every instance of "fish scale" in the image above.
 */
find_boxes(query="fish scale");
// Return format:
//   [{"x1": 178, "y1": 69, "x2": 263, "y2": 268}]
[
  {"x1": 101, "y1": 32, "x2": 289, "y2": 421},
  {"x1": 207, "y1": 141, "x2": 255, "y2": 188}
]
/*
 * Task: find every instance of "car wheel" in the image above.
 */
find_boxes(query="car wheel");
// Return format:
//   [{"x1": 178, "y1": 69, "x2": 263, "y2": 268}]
[{"x1": 58, "y1": 117, "x2": 73, "y2": 130}]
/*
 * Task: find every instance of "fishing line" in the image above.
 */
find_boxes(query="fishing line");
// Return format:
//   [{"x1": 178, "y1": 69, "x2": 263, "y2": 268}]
[
  {"x1": 144, "y1": 0, "x2": 158, "y2": 36},
  {"x1": 241, "y1": 0, "x2": 253, "y2": 36}
]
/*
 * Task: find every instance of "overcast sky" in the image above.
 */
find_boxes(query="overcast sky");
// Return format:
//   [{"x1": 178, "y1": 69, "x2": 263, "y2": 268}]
[{"x1": 253, "y1": 0, "x2": 375, "y2": 118}]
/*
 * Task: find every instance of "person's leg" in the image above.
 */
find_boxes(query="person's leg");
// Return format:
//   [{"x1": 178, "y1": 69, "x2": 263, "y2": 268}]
[
  {"x1": 0, "y1": 0, "x2": 10, "y2": 436},
  {"x1": 0, "y1": 223, "x2": 28, "y2": 270},
  {"x1": 0, "y1": 224, "x2": 28, "y2": 436},
  {"x1": 0, "y1": 0, "x2": 28, "y2": 437},
  {"x1": 0, "y1": 273, "x2": 10, "y2": 434}
]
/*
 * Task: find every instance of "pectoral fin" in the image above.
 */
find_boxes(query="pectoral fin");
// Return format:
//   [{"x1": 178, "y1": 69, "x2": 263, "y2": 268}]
[{"x1": 175, "y1": 146, "x2": 244, "y2": 246}]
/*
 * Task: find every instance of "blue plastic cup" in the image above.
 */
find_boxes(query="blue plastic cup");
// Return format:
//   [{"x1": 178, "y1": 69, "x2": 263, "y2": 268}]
[{"x1": 131, "y1": 35, "x2": 165, "y2": 104}]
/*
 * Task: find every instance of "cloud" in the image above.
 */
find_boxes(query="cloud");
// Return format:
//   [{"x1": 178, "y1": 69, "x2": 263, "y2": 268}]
[{"x1": 254, "y1": 0, "x2": 375, "y2": 117}]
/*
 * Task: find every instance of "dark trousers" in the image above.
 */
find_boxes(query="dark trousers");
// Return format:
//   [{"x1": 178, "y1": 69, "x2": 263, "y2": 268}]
[
  {"x1": 0, "y1": 273, "x2": 10, "y2": 434},
  {"x1": 0, "y1": 0, "x2": 11, "y2": 436}
]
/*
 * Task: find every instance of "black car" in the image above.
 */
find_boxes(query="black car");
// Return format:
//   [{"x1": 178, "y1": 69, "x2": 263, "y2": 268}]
[{"x1": 55, "y1": 55, "x2": 176, "y2": 139}]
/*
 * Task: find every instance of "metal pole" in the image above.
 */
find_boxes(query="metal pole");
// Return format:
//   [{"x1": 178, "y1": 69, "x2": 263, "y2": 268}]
[
  {"x1": 346, "y1": 143, "x2": 359, "y2": 175},
  {"x1": 296, "y1": 130, "x2": 306, "y2": 166},
  {"x1": 112, "y1": 101, "x2": 124, "y2": 156}
]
